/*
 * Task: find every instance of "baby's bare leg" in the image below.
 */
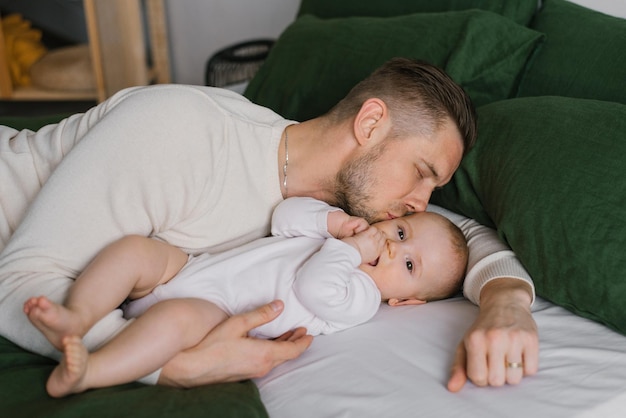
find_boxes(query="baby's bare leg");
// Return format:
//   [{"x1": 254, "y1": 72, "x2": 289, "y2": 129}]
[
  {"x1": 62, "y1": 298, "x2": 227, "y2": 392},
  {"x1": 24, "y1": 296, "x2": 86, "y2": 350},
  {"x1": 47, "y1": 336, "x2": 89, "y2": 398},
  {"x1": 24, "y1": 236, "x2": 187, "y2": 351}
]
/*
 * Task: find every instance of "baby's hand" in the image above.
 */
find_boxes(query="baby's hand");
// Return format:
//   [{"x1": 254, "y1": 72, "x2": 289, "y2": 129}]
[
  {"x1": 341, "y1": 227, "x2": 386, "y2": 264},
  {"x1": 327, "y1": 210, "x2": 369, "y2": 239}
]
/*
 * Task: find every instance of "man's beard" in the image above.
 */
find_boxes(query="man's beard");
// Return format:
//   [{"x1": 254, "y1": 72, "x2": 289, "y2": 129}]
[{"x1": 333, "y1": 144, "x2": 386, "y2": 223}]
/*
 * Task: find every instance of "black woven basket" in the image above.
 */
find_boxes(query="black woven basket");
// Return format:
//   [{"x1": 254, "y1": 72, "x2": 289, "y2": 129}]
[{"x1": 205, "y1": 39, "x2": 274, "y2": 88}]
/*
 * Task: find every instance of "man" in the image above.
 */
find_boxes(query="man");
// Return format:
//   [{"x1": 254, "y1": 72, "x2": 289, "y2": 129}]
[{"x1": 0, "y1": 58, "x2": 537, "y2": 391}]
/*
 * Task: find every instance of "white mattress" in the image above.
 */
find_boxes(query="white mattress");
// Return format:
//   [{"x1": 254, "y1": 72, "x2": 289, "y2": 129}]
[{"x1": 256, "y1": 297, "x2": 626, "y2": 418}]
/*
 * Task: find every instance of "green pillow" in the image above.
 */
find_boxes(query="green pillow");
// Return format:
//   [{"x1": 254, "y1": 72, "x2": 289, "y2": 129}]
[
  {"x1": 0, "y1": 336, "x2": 268, "y2": 417},
  {"x1": 516, "y1": 0, "x2": 626, "y2": 104},
  {"x1": 0, "y1": 114, "x2": 72, "y2": 131},
  {"x1": 432, "y1": 96, "x2": 626, "y2": 335},
  {"x1": 245, "y1": 11, "x2": 544, "y2": 121},
  {"x1": 297, "y1": 0, "x2": 538, "y2": 26}
]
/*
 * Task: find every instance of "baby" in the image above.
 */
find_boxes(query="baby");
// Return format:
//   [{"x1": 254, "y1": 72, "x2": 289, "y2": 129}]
[{"x1": 24, "y1": 197, "x2": 468, "y2": 397}]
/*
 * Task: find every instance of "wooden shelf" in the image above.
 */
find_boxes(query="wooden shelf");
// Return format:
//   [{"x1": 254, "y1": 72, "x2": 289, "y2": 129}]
[
  {"x1": 0, "y1": 0, "x2": 170, "y2": 103},
  {"x1": 7, "y1": 86, "x2": 97, "y2": 101}
]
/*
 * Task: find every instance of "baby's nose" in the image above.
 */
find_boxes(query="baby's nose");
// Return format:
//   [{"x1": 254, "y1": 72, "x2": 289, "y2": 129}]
[{"x1": 386, "y1": 239, "x2": 396, "y2": 258}]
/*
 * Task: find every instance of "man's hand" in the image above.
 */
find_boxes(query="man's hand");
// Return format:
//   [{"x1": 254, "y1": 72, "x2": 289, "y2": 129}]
[
  {"x1": 447, "y1": 278, "x2": 539, "y2": 392},
  {"x1": 158, "y1": 300, "x2": 313, "y2": 387}
]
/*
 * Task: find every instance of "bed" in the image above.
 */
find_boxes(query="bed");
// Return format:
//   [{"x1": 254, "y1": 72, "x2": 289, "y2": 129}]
[
  {"x1": 256, "y1": 299, "x2": 626, "y2": 417},
  {"x1": 1, "y1": 0, "x2": 625, "y2": 417}
]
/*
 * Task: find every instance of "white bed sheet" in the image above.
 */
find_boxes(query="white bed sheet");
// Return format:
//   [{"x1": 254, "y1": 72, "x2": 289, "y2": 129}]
[{"x1": 256, "y1": 297, "x2": 626, "y2": 418}]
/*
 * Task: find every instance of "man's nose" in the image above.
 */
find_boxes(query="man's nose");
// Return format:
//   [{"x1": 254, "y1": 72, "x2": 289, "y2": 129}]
[{"x1": 405, "y1": 186, "x2": 432, "y2": 213}]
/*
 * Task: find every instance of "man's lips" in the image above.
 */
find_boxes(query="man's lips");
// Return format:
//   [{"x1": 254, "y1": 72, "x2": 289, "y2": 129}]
[{"x1": 369, "y1": 257, "x2": 380, "y2": 267}]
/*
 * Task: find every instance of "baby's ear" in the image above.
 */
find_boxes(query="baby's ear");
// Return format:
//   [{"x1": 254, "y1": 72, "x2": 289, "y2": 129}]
[{"x1": 387, "y1": 298, "x2": 426, "y2": 307}]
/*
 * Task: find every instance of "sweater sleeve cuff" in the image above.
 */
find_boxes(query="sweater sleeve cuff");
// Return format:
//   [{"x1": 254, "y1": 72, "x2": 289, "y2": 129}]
[{"x1": 463, "y1": 252, "x2": 536, "y2": 307}]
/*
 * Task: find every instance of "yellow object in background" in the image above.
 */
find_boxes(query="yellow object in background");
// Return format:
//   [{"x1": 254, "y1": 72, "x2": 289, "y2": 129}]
[{"x1": 1, "y1": 13, "x2": 47, "y2": 86}]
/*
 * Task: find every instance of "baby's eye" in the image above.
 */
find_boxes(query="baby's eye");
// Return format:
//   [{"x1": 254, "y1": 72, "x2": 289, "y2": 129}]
[
  {"x1": 406, "y1": 260, "x2": 414, "y2": 272},
  {"x1": 397, "y1": 227, "x2": 405, "y2": 241}
]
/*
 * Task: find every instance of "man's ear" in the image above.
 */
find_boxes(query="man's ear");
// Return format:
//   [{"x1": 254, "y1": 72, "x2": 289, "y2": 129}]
[
  {"x1": 353, "y1": 98, "x2": 389, "y2": 146},
  {"x1": 388, "y1": 298, "x2": 427, "y2": 307}
]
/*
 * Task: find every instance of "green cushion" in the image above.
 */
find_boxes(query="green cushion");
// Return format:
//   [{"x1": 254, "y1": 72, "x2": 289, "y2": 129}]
[
  {"x1": 432, "y1": 96, "x2": 626, "y2": 335},
  {"x1": 0, "y1": 114, "x2": 71, "y2": 131},
  {"x1": 297, "y1": 0, "x2": 538, "y2": 26},
  {"x1": 516, "y1": 0, "x2": 626, "y2": 104},
  {"x1": 0, "y1": 336, "x2": 269, "y2": 417},
  {"x1": 245, "y1": 11, "x2": 544, "y2": 121}
]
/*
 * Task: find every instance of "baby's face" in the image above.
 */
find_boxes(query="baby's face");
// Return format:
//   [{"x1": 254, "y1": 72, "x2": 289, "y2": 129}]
[{"x1": 359, "y1": 212, "x2": 457, "y2": 303}]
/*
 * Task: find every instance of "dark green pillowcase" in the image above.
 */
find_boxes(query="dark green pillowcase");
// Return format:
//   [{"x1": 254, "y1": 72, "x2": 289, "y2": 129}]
[
  {"x1": 0, "y1": 114, "x2": 72, "y2": 131},
  {"x1": 245, "y1": 11, "x2": 543, "y2": 121},
  {"x1": 297, "y1": 0, "x2": 538, "y2": 26},
  {"x1": 432, "y1": 96, "x2": 626, "y2": 335},
  {"x1": 516, "y1": 0, "x2": 626, "y2": 104},
  {"x1": 0, "y1": 336, "x2": 268, "y2": 418}
]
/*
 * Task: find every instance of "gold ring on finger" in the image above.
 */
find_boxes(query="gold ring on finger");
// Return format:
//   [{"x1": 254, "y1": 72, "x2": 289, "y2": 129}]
[{"x1": 506, "y1": 361, "x2": 523, "y2": 369}]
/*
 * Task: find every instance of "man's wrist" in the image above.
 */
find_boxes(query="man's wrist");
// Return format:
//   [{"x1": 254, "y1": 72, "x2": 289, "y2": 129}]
[
  {"x1": 158, "y1": 352, "x2": 211, "y2": 388},
  {"x1": 479, "y1": 277, "x2": 533, "y2": 307}
]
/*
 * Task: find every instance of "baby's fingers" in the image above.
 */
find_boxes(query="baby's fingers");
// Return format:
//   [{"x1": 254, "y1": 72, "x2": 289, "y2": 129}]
[{"x1": 351, "y1": 217, "x2": 370, "y2": 234}]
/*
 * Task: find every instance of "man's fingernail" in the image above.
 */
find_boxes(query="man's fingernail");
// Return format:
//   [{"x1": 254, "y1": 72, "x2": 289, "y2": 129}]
[{"x1": 270, "y1": 301, "x2": 281, "y2": 311}]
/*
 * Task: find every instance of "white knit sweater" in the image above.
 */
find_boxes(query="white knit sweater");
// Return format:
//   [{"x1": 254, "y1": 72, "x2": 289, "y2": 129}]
[{"x1": 0, "y1": 85, "x2": 290, "y2": 359}]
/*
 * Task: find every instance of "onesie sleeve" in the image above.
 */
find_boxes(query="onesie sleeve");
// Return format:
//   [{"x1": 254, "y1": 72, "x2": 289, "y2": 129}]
[
  {"x1": 293, "y1": 239, "x2": 381, "y2": 333},
  {"x1": 427, "y1": 204, "x2": 535, "y2": 306},
  {"x1": 271, "y1": 197, "x2": 341, "y2": 239}
]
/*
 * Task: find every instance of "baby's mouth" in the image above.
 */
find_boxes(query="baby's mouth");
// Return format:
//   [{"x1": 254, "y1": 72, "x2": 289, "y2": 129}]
[{"x1": 369, "y1": 257, "x2": 379, "y2": 267}]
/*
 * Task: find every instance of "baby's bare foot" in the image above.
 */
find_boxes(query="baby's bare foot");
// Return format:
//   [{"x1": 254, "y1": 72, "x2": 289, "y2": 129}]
[
  {"x1": 23, "y1": 296, "x2": 82, "y2": 350},
  {"x1": 46, "y1": 336, "x2": 89, "y2": 398}
]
